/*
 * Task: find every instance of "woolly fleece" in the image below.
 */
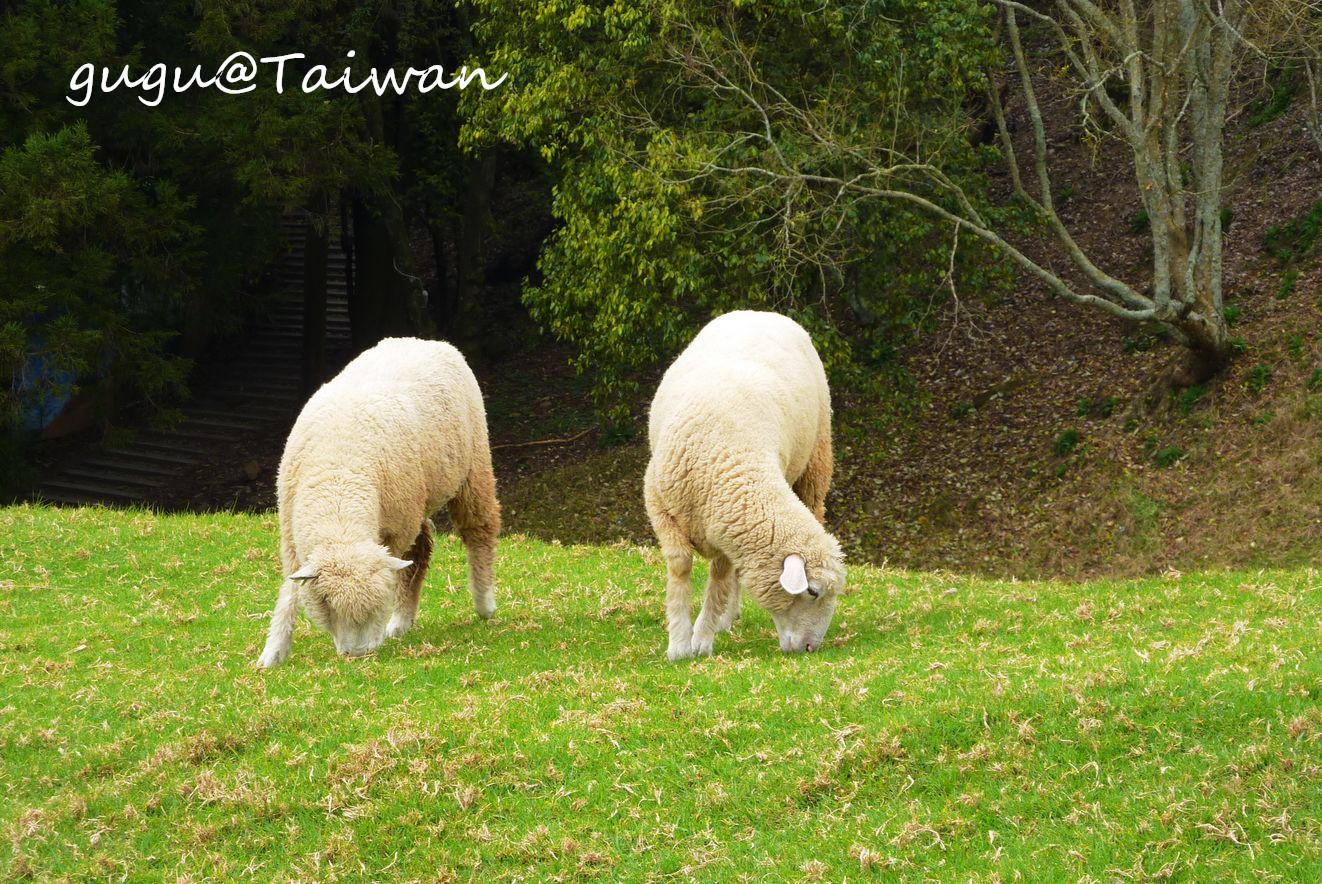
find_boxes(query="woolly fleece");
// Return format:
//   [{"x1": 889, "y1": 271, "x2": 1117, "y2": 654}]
[
  {"x1": 257, "y1": 337, "x2": 500, "y2": 666},
  {"x1": 644, "y1": 311, "x2": 845, "y2": 660}
]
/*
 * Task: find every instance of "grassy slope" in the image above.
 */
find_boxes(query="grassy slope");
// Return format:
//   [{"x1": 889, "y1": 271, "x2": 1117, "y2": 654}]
[{"x1": 2, "y1": 505, "x2": 1320, "y2": 880}]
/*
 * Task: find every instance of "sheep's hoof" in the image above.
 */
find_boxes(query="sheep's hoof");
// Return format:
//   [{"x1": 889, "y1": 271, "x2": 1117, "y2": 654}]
[
  {"x1": 256, "y1": 644, "x2": 289, "y2": 669},
  {"x1": 471, "y1": 590, "x2": 497, "y2": 620},
  {"x1": 690, "y1": 636, "x2": 715, "y2": 657},
  {"x1": 667, "y1": 643, "x2": 695, "y2": 662}
]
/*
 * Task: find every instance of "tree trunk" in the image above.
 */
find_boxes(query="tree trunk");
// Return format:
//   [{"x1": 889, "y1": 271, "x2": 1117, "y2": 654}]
[
  {"x1": 429, "y1": 217, "x2": 457, "y2": 336},
  {"x1": 348, "y1": 197, "x2": 381, "y2": 353},
  {"x1": 300, "y1": 208, "x2": 329, "y2": 400},
  {"x1": 451, "y1": 148, "x2": 497, "y2": 349}
]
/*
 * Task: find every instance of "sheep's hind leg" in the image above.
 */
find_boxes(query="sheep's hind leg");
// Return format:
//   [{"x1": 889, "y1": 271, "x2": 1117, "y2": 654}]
[
  {"x1": 257, "y1": 579, "x2": 300, "y2": 668},
  {"x1": 792, "y1": 431, "x2": 834, "y2": 524},
  {"x1": 388, "y1": 520, "x2": 434, "y2": 638},
  {"x1": 692, "y1": 554, "x2": 736, "y2": 655},
  {"x1": 716, "y1": 580, "x2": 741, "y2": 633},
  {"x1": 662, "y1": 547, "x2": 696, "y2": 661},
  {"x1": 450, "y1": 458, "x2": 501, "y2": 620},
  {"x1": 648, "y1": 509, "x2": 696, "y2": 661}
]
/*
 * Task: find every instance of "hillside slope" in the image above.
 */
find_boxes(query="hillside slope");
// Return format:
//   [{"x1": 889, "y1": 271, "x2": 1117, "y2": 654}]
[{"x1": 501, "y1": 86, "x2": 1322, "y2": 579}]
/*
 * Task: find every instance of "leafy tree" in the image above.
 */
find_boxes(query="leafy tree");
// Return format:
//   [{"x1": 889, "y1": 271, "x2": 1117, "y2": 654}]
[
  {"x1": 0, "y1": 123, "x2": 193, "y2": 431},
  {"x1": 468, "y1": 0, "x2": 1002, "y2": 425}
]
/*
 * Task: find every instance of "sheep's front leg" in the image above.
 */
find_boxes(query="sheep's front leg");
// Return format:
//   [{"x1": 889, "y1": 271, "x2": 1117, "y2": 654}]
[
  {"x1": 692, "y1": 554, "x2": 736, "y2": 656},
  {"x1": 388, "y1": 521, "x2": 434, "y2": 638},
  {"x1": 257, "y1": 579, "x2": 300, "y2": 668}
]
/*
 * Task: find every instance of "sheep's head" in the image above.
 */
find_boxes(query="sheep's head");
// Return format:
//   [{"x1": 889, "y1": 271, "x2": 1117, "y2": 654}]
[
  {"x1": 762, "y1": 539, "x2": 845, "y2": 653},
  {"x1": 289, "y1": 542, "x2": 412, "y2": 657}
]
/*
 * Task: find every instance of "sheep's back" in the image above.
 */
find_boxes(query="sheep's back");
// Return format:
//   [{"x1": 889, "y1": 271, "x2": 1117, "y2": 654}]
[
  {"x1": 648, "y1": 311, "x2": 829, "y2": 482},
  {"x1": 278, "y1": 337, "x2": 487, "y2": 524}
]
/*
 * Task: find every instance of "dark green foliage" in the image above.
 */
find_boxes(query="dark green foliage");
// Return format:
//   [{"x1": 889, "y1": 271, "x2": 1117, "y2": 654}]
[
  {"x1": 1128, "y1": 209, "x2": 1150, "y2": 235},
  {"x1": 1220, "y1": 207, "x2": 1233, "y2": 232},
  {"x1": 2, "y1": 0, "x2": 504, "y2": 438},
  {"x1": 1073, "y1": 395, "x2": 1119, "y2": 420},
  {"x1": 468, "y1": 0, "x2": 1001, "y2": 422},
  {"x1": 1288, "y1": 334, "x2": 1305, "y2": 359},
  {"x1": 1264, "y1": 201, "x2": 1322, "y2": 263},
  {"x1": 1229, "y1": 338, "x2": 1248, "y2": 357},
  {"x1": 1053, "y1": 429, "x2": 1081, "y2": 456},
  {"x1": 1223, "y1": 304, "x2": 1242, "y2": 326},
  {"x1": 950, "y1": 402, "x2": 975, "y2": 420},
  {"x1": 0, "y1": 124, "x2": 193, "y2": 432},
  {"x1": 1308, "y1": 369, "x2": 1322, "y2": 392},
  {"x1": 1246, "y1": 363, "x2": 1274, "y2": 396},
  {"x1": 1154, "y1": 445, "x2": 1185, "y2": 468},
  {"x1": 1123, "y1": 334, "x2": 1155, "y2": 353},
  {"x1": 1278, "y1": 269, "x2": 1298, "y2": 300}
]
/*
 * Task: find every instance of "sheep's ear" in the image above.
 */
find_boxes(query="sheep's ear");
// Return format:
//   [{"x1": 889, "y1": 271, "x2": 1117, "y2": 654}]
[
  {"x1": 289, "y1": 562, "x2": 319, "y2": 581},
  {"x1": 780, "y1": 554, "x2": 810, "y2": 595},
  {"x1": 385, "y1": 556, "x2": 414, "y2": 572}
]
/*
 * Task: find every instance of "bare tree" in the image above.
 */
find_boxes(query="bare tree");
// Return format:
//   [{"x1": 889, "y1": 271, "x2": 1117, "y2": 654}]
[
  {"x1": 649, "y1": 1, "x2": 1277, "y2": 399},
  {"x1": 1249, "y1": 0, "x2": 1322, "y2": 156}
]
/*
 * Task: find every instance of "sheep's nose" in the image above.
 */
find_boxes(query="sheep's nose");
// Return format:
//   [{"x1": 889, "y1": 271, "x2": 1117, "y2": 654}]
[{"x1": 804, "y1": 641, "x2": 816, "y2": 652}]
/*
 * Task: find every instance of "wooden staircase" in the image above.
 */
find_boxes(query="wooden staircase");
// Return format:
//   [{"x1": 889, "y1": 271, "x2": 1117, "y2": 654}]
[{"x1": 34, "y1": 215, "x2": 352, "y2": 507}]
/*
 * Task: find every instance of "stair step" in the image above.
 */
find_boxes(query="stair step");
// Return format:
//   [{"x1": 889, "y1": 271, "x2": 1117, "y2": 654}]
[
  {"x1": 40, "y1": 479, "x2": 147, "y2": 502},
  {"x1": 35, "y1": 488, "x2": 113, "y2": 507},
  {"x1": 129, "y1": 438, "x2": 212, "y2": 457},
  {"x1": 212, "y1": 379, "x2": 299, "y2": 393},
  {"x1": 145, "y1": 426, "x2": 245, "y2": 445},
  {"x1": 187, "y1": 406, "x2": 264, "y2": 419},
  {"x1": 82, "y1": 456, "x2": 180, "y2": 477},
  {"x1": 61, "y1": 466, "x2": 165, "y2": 489},
  {"x1": 209, "y1": 391, "x2": 298, "y2": 408},
  {"x1": 103, "y1": 444, "x2": 204, "y2": 465},
  {"x1": 187, "y1": 407, "x2": 283, "y2": 424},
  {"x1": 180, "y1": 415, "x2": 266, "y2": 433}
]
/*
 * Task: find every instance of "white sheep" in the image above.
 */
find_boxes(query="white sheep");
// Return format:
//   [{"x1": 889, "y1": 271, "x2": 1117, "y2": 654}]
[
  {"x1": 256, "y1": 337, "x2": 500, "y2": 667},
  {"x1": 644, "y1": 310, "x2": 845, "y2": 660}
]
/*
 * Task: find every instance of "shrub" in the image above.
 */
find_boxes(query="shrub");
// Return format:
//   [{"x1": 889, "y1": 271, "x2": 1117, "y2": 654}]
[
  {"x1": 1264, "y1": 200, "x2": 1322, "y2": 263},
  {"x1": 1054, "y1": 429, "x2": 1081, "y2": 456},
  {"x1": 1278, "y1": 268, "x2": 1297, "y2": 300},
  {"x1": 1175, "y1": 384, "x2": 1206, "y2": 416},
  {"x1": 1154, "y1": 446, "x2": 1185, "y2": 468},
  {"x1": 950, "y1": 401, "x2": 974, "y2": 420},
  {"x1": 1246, "y1": 363, "x2": 1274, "y2": 396}
]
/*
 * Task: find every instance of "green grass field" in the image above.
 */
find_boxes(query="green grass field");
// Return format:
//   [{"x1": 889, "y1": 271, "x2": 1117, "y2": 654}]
[{"x1": 2, "y1": 505, "x2": 1320, "y2": 880}]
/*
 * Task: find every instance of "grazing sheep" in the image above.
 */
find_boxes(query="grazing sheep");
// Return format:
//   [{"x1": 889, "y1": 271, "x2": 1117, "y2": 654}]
[
  {"x1": 256, "y1": 337, "x2": 500, "y2": 667},
  {"x1": 644, "y1": 310, "x2": 845, "y2": 660}
]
